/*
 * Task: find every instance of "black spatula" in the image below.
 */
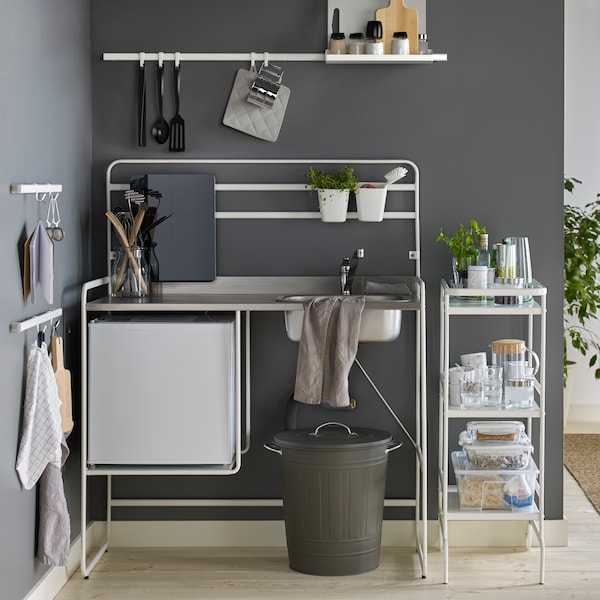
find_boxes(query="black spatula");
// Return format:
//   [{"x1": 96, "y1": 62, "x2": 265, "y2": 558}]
[{"x1": 169, "y1": 59, "x2": 185, "y2": 152}]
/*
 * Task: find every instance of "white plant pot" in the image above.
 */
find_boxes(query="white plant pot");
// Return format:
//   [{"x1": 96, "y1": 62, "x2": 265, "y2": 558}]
[
  {"x1": 355, "y1": 184, "x2": 387, "y2": 222},
  {"x1": 317, "y1": 188, "x2": 350, "y2": 222}
]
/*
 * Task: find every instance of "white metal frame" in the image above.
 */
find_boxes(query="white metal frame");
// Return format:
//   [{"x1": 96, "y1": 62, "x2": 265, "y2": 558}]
[
  {"x1": 82, "y1": 158, "x2": 427, "y2": 578},
  {"x1": 438, "y1": 279, "x2": 547, "y2": 584}
]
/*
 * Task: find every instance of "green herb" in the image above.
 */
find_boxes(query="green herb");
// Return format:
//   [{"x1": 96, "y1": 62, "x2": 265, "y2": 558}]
[
  {"x1": 436, "y1": 219, "x2": 486, "y2": 272},
  {"x1": 305, "y1": 165, "x2": 359, "y2": 194}
]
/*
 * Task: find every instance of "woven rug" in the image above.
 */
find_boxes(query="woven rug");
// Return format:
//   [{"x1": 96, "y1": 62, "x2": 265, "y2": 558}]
[{"x1": 564, "y1": 434, "x2": 600, "y2": 514}]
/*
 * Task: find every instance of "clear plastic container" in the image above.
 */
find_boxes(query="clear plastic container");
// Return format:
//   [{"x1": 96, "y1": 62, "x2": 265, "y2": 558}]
[
  {"x1": 466, "y1": 420, "x2": 525, "y2": 442},
  {"x1": 452, "y1": 451, "x2": 538, "y2": 511},
  {"x1": 458, "y1": 430, "x2": 533, "y2": 469}
]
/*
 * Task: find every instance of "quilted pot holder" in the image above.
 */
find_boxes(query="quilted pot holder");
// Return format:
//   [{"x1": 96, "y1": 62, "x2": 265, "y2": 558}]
[{"x1": 223, "y1": 69, "x2": 290, "y2": 142}]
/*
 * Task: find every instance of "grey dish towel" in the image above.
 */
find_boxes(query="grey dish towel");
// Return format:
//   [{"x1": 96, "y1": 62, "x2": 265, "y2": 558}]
[
  {"x1": 293, "y1": 296, "x2": 365, "y2": 408},
  {"x1": 37, "y1": 434, "x2": 70, "y2": 567}
]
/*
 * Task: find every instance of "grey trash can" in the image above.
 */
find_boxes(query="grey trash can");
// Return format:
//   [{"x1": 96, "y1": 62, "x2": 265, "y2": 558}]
[{"x1": 266, "y1": 422, "x2": 401, "y2": 576}]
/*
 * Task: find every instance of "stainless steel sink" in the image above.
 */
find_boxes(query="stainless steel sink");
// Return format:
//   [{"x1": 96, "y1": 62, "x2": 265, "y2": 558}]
[{"x1": 277, "y1": 294, "x2": 408, "y2": 342}]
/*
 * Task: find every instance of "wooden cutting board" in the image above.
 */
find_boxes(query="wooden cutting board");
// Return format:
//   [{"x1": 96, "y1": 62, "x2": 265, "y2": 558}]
[
  {"x1": 376, "y1": 0, "x2": 419, "y2": 55},
  {"x1": 51, "y1": 336, "x2": 74, "y2": 434}
]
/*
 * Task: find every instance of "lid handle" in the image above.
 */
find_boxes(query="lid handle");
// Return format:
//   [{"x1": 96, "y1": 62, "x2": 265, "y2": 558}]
[{"x1": 310, "y1": 422, "x2": 357, "y2": 437}]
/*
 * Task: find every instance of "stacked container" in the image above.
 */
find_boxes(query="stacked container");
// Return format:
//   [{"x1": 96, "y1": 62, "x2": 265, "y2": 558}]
[{"x1": 452, "y1": 421, "x2": 538, "y2": 511}]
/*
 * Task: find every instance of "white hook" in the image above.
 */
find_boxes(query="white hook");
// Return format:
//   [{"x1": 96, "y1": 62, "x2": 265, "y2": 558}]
[
  {"x1": 250, "y1": 52, "x2": 256, "y2": 73},
  {"x1": 158, "y1": 51, "x2": 164, "y2": 67},
  {"x1": 139, "y1": 51, "x2": 145, "y2": 68},
  {"x1": 35, "y1": 184, "x2": 47, "y2": 202},
  {"x1": 264, "y1": 51, "x2": 269, "y2": 67},
  {"x1": 175, "y1": 51, "x2": 181, "y2": 68}
]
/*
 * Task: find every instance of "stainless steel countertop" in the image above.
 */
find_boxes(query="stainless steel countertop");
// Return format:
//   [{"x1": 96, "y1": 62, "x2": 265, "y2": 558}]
[{"x1": 86, "y1": 276, "x2": 423, "y2": 312}]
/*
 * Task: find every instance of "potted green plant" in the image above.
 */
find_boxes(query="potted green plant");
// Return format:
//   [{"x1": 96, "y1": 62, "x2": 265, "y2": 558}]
[
  {"x1": 563, "y1": 176, "x2": 600, "y2": 385},
  {"x1": 436, "y1": 219, "x2": 486, "y2": 287},
  {"x1": 305, "y1": 165, "x2": 359, "y2": 222}
]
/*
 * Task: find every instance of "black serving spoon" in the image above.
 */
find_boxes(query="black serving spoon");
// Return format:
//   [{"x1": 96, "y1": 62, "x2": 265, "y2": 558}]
[{"x1": 151, "y1": 61, "x2": 169, "y2": 144}]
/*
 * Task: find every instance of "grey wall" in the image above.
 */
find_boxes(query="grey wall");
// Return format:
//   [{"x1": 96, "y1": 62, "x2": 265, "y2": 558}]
[
  {"x1": 89, "y1": 0, "x2": 564, "y2": 526},
  {"x1": 0, "y1": 1, "x2": 92, "y2": 598}
]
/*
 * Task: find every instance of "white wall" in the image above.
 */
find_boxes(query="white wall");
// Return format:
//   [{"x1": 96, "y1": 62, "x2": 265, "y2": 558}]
[{"x1": 564, "y1": 0, "x2": 600, "y2": 418}]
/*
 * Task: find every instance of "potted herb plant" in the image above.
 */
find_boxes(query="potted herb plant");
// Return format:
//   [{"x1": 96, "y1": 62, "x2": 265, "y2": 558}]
[
  {"x1": 436, "y1": 219, "x2": 486, "y2": 287},
  {"x1": 305, "y1": 165, "x2": 359, "y2": 222},
  {"x1": 563, "y1": 176, "x2": 600, "y2": 385}
]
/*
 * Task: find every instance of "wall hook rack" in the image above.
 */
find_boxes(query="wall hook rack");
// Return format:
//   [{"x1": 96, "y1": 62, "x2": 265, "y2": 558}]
[
  {"x1": 10, "y1": 184, "x2": 63, "y2": 200},
  {"x1": 10, "y1": 308, "x2": 63, "y2": 333}
]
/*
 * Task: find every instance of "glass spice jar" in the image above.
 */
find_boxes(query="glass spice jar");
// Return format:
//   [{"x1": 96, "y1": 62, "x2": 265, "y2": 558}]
[
  {"x1": 329, "y1": 33, "x2": 347, "y2": 54},
  {"x1": 348, "y1": 32, "x2": 366, "y2": 54},
  {"x1": 391, "y1": 31, "x2": 410, "y2": 55}
]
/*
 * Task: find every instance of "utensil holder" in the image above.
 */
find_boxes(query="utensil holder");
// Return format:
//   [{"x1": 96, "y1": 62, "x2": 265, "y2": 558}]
[{"x1": 112, "y1": 245, "x2": 149, "y2": 297}]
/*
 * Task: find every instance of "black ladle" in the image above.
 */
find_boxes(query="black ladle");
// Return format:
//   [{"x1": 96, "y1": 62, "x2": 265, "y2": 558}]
[{"x1": 151, "y1": 62, "x2": 169, "y2": 144}]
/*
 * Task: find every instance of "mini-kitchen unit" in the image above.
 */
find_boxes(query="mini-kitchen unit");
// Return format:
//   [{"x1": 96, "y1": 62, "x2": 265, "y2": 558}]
[{"x1": 80, "y1": 158, "x2": 428, "y2": 578}]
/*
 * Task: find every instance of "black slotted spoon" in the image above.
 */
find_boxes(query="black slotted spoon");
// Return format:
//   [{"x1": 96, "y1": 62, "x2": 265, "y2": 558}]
[
  {"x1": 151, "y1": 59, "x2": 169, "y2": 144},
  {"x1": 169, "y1": 57, "x2": 185, "y2": 152}
]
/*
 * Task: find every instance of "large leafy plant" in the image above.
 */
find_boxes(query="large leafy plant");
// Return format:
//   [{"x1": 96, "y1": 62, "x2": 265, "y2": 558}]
[{"x1": 564, "y1": 177, "x2": 600, "y2": 383}]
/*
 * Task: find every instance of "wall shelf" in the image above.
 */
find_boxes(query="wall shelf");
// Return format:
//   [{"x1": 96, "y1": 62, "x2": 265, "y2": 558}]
[{"x1": 324, "y1": 52, "x2": 447, "y2": 64}]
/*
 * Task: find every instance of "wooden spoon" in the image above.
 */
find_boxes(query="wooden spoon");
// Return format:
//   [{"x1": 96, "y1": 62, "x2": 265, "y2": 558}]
[{"x1": 114, "y1": 206, "x2": 146, "y2": 291}]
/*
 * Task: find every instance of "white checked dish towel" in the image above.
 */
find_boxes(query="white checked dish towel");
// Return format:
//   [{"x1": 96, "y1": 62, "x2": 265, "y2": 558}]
[{"x1": 16, "y1": 341, "x2": 62, "y2": 488}]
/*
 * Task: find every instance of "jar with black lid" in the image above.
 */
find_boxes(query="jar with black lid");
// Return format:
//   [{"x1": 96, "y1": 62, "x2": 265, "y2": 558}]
[
  {"x1": 391, "y1": 31, "x2": 410, "y2": 55},
  {"x1": 329, "y1": 33, "x2": 347, "y2": 54},
  {"x1": 348, "y1": 32, "x2": 366, "y2": 54}
]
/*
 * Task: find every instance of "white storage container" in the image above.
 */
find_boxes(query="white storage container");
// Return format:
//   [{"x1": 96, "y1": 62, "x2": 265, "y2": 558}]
[
  {"x1": 458, "y1": 430, "x2": 533, "y2": 469},
  {"x1": 452, "y1": 451, "x2": 538, "y2": 511}
]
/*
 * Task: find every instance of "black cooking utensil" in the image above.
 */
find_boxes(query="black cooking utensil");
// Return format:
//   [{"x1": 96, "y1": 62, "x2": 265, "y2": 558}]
[
  {"x1": 137, "y1": 61, "x2": 146, "y2": 146},
  {"x1": 332, "y1": 7, "x2": 340, "y2": 35},
  {"x1": 169, "y1": 60, "x2": 185, "y2": 152},
  {"x1": 151, "y1": 62, "x2": 169, "y2": 144}
]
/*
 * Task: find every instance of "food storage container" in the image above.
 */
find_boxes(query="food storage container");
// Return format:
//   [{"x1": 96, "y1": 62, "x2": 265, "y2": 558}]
[
  {"x1": 465, "y1": 420, "x2": 525, "y2": 442},
  {"x1": 459, "y1": 430, "x2": 533, "y2": 469},
  {"x1": 452, "y1": 451, "x2": 538, "y2": 511}
]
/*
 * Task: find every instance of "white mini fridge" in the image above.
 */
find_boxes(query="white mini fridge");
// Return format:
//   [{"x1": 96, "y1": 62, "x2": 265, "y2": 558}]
[{"x1": 87, "y1": 315, "x2": 236, "y2": 465}]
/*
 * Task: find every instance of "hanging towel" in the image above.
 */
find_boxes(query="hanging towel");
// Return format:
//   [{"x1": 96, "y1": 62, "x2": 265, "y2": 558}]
[
  {"x1": 16, "y1": 341, "x2": 71, "y2": 566},
  {"x1": 37, "y1": 434, "x2": 70, "y2": 566},
  {"x1": 16, "y1": 341, "x2": 62, "y2": 489},
  {"x1": 293, "y1": 296, "x2": 365, "y2": 408}
]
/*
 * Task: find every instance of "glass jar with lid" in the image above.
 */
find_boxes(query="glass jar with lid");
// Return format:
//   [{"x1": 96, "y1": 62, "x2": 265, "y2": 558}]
[
  {"x1": 348, "y1": 32, "x2": 366, "y2": 54},
  {"x1": 329, "y1": 33, "x2": 347, "y2": 54},
  {"x1": 391, "y1": 31, "x2": 410, "y2": 55}
]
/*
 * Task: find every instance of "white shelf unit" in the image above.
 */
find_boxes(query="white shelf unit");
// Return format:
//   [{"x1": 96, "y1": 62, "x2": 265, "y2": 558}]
[
  {"x1": 81, "y1": 158, "x2": 428, "y2": 580},
  {"x1": 438, "y1": 279, "x2": 547, "y2": 584}
]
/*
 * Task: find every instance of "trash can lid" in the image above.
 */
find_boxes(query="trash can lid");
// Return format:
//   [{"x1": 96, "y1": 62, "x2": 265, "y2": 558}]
[{"x1": 273, "y1": 422, "x2": 392, "y2": 450}]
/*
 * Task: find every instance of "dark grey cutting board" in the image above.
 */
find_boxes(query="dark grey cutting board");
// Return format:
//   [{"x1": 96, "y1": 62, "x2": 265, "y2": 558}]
[{"x1": 131, "y1": 173, "x2": 216, "y2": 282}]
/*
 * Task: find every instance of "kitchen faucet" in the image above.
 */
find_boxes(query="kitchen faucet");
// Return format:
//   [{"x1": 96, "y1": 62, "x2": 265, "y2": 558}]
[{"x1": 340, "y1": 248, "x2": 365, "y2": 295}]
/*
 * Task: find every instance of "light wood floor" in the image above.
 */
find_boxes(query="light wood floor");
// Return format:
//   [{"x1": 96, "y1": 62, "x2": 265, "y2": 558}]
[{"x1": 55, "y1": 469, "x2": 599, "y2": 599}]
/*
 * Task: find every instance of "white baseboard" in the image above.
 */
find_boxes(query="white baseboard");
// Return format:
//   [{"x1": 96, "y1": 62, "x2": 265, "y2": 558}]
[
  {"x1": 24, "y1": 534, "x2": 83, "y2": 600},
  {"x1": 108, "y1": 518, "x2": 568, "y2": 549},
  {"x1": 566, "y1": 402, "x2": 600, "y2": 432}
]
